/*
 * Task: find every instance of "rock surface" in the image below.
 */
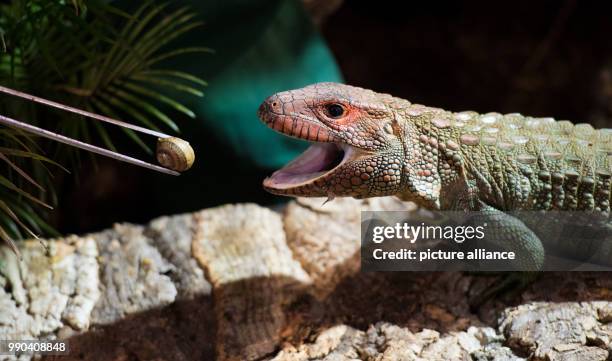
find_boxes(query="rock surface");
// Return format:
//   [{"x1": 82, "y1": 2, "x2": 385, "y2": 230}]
[
  {"x1": 192, "y1": 204, "x2": 311, "y2": 360},
  {"x1": 0, "y1": 198, "x2": 610, "y2": 361},
  {"x1": 271, "y1": 301, "x2": 612, "y2": 361}
]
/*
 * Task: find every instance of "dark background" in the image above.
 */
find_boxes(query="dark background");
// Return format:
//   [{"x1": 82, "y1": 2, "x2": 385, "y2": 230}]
[
  {"x1": 325, "y1": 0, "x2": 612, "y2": 124},
  {"x1": 56, "y1": 0, "x2": 612, "y2": 234}
]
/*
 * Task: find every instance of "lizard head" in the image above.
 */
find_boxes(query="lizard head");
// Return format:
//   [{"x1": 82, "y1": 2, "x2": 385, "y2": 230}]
[{"x1": 258, "y1": 82, "x2": 408, "y2": 199}]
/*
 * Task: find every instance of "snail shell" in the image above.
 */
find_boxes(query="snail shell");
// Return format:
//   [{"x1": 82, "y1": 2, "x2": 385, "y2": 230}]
[{"x1": 156, "y1": 137, "x2": 195, "y2": 172}]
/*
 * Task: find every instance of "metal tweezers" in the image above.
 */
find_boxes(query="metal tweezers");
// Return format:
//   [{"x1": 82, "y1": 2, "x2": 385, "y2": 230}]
[{"x1": 0, "y1": 85, "x2": 181, "y2": 176}]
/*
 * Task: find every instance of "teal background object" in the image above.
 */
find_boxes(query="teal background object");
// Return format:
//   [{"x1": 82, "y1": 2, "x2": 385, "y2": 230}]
[
  {"x1": 131, "y1": 0, "x2": 346, "y2": 215},
  {"x1": 172, "y1": 0, "x2": 343, "y2": 169}
]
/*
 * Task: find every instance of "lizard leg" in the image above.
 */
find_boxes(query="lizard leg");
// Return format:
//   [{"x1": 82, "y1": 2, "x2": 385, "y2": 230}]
[
  {"x1": 468, "y1": 205, "x2": 545, "y2": 271},
  {"x1": 465, "y1": 205, "x2": 545, "y2": 308}
]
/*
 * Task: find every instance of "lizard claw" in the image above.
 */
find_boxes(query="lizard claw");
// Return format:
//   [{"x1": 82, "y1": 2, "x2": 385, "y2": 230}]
[{"x1": 322, "y1": 193, "x2": 336, "y2": 206}]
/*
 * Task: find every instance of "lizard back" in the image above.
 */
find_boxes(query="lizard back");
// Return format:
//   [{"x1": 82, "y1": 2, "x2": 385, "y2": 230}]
[{"x1": 422, "y1": 110, "x2": 612, "y2": 213}]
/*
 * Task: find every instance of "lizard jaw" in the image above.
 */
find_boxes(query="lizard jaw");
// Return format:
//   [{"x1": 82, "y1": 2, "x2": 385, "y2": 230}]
[{"x1": 263, "y1": 143, "x2": 357, "y2": 196}]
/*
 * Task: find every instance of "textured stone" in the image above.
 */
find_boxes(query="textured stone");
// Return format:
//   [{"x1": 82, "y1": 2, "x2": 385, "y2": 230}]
[
  {"x1": 192, "y1": 203, "x2": 311, "y2": 361},
  {"x1": 0, "y1": 235, "x2": 99, "y2": 340},
  {"x1": 148, "y1": 214, "x2": 211, "y2": 298},
  {"x1": 272, "y1": 322, "x2": 504, "y2": 361},
  {"x1": 500, "y1": 302, "x2": 612, "y2": 361},
  {"x1": 91, "y1": 224, "x2": 178, "y2": 325},
  {"x1": 0, "y1": 201, "x2": 611, "y2": 361},
  {"x1": 283, "y1": 197, "x2": 415, "y2": 296},
  {"x1": 0, "y1": 212, "x2": 213, "y2": 361}
]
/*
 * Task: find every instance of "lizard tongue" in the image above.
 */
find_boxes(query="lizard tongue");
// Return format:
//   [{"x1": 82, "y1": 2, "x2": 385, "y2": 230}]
[{"x1": 266, "y1": 143, "x2": 344, "y2": 187}]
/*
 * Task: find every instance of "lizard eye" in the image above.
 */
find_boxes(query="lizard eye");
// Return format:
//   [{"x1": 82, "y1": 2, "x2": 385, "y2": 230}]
[{"x1": 325, "y1": 103, "x2": 345, "y2": 119}]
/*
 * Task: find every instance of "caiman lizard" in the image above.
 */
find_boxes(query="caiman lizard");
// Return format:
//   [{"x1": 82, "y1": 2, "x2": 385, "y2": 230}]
[{"x1": 257, "y1": 82, "x2": 612, "y2": 285}]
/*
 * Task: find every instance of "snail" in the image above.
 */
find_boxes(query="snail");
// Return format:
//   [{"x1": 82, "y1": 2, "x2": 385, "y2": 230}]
[{"x1": 156, "y1": 137, "x2": 195, "y2": 172}]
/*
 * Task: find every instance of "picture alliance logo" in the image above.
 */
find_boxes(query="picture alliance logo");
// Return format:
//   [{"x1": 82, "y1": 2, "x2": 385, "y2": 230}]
[{"x1": 371, "y1": 223, "x2": 487, "y2": 244}]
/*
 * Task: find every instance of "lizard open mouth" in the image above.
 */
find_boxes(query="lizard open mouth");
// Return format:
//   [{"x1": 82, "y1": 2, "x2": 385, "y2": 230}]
[{"x1": 263, "y1": 143, "x2": 352, "y2": 190}]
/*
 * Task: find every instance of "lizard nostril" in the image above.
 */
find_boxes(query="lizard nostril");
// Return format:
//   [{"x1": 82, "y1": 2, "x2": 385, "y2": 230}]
[
  {"x1": 267, "y1": 96, "x2": 282, "y2": 113},
  {"x1": 257, "y1": 101, "x2": 268, "y2": 118},
  {"x1": 258, "y1": 96, "x2": 281, "y2": 118}
]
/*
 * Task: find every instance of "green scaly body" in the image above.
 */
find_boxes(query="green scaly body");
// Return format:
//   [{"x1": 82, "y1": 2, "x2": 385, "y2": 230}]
[{"x1": 258, "y1": 82, "x2": 612, "y2": 271}]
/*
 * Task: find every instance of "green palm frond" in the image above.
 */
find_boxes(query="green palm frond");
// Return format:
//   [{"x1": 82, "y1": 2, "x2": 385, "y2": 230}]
[
  {"x1": 0, "y1": 128, "x2": 61, "y2": 253},
  {"x1": 51, "y1": 2, "x2": 211, "y2": 154}
]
